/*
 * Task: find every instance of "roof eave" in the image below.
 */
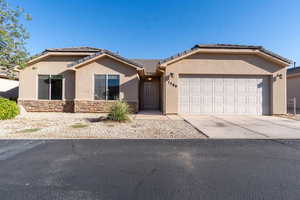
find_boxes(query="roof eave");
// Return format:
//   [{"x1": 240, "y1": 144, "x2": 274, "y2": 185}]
[
  {"x1": 159, "y1": 47, "x2": 291, "y2": 67},
  {"x1": 27, "y1": 52, "x2": 94, "y2": 65},
  {"x1": 71, "y1": 53, "x2": 143, "y2": 71}
]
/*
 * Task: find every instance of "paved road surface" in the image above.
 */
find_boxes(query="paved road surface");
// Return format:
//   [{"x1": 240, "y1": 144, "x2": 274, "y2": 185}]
[{"x1": 0, "y1": 139, "x2": 300, "y2": 200}]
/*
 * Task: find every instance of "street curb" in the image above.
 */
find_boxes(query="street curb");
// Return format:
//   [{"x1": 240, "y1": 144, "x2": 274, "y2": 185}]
[
  {"x1": 1, "y1": 138, "x2": 300, "y2": 140},
  {"x1": 178, "y1": 116, "x2": 210, "y2": 139}
]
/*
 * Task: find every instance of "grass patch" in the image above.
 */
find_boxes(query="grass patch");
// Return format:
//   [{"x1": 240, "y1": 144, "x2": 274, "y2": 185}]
[
  {"x1": 70, "y1": 123, "x2": 89, "y2": 128},
  {"x1": 18, "y1": 128, "x2": 41, "y2": 133}
]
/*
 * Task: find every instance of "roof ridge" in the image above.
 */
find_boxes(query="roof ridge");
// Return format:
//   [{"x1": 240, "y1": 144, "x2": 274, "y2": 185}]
[
  {"x1": 45, "y1": 46, "x2": 102, "y2": 51},
  {"x1": 194, "y1": 44, "x2": 263, "y2": 49},
  {"x1": 131, "y1": 58, "x2": 162, "y2": 61},
  {"x1": 160, "y1": 44, "x2": 292, "y2": 65},
  {"x1": 67, "y1": 49, "x2": 143, "y2": 69}
]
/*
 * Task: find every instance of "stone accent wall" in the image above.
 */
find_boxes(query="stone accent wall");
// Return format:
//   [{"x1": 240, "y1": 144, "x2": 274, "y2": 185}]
[
  {"x1": 18, "y1": 100, "x2": 74, "y2": 112},
  {"x1": 74, "y1": 100, "x2": 138, "y2": 113},
  {"x1": 18, "y1": 100, "x2": 138, "y2": 113}
]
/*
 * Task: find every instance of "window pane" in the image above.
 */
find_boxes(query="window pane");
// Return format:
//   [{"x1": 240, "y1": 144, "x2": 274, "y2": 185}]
[
  {"x1": 38, "y1": 75, "x2": 50, "y2": 100},
  {"x1": 51, "y1": 75, "x2": 63, "y2": 79},
  {"x1": 95, "y1": 75, "x2": 106, "y2": 100},
  {"x1": 108, "y1": 75, "x2": 119, "y2": 100},
  {"x1": 51, "y1": 77, "x2": 63, "y2": 100}
]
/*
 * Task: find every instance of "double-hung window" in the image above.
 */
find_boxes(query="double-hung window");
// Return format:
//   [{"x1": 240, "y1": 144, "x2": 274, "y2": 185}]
[
  {"x1": 94, "y1": 75, "x2": 120, "y2": 100},
  {"x1": 38, "y1": 75, "x2": 63, "y2": 100}
]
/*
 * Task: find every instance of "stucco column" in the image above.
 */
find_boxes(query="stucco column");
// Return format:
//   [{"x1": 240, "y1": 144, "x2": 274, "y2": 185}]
[
  {"x1": 165, "y1": 68, "x2": 179, "y2": 114},
  {"x1": 271, "y1": 68, "x2": 287, "y2": 115}
]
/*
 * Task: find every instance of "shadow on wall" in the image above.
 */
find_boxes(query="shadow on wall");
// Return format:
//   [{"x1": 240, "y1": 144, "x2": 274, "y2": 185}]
[
  {"x1": 62, "y1": 101, "x2": 74, "y2": 112},
  {"x1": 0, "y1": 86, "x2": 19, "y2": 100},
  {"x1": 120, "y1": 77, "x2": 139, "y2": 102},
  {"x1": 58, "y1": 69, "x2": 76, "y2": 100},
  {"x1": 189, "y1": 53, "x2": 281, "y2": 73}
]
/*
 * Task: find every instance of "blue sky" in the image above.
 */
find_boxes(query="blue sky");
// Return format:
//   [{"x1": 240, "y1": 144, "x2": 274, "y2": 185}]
[{"x1": 9, "y1": 0, "x2": 300, "y2": 65}]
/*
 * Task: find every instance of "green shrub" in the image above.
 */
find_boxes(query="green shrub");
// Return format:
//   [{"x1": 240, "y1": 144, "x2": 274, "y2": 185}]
[
  {"x1": 0, "y1": 98, "x2": 20, "y2": 120},
  {"x1": 107, "y1": 101, "x2": 130, "y2": 122}
]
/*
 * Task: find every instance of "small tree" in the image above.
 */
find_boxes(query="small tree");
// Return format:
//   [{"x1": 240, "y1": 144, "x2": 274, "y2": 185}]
[{"x1": 0, "y1": 0, "x2": 31, "y2": 78}]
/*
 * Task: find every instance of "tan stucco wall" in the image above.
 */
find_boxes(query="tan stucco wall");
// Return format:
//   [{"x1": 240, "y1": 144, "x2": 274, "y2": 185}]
[
  {"x1": 271, "y1": 67, "x2": 287, "y2": 114},
  {"x1": 19, "y1": 56, "x2": 85, "y2": 100},
  {"x1": 75, "y1": 56, "x2": 139, "y2": 103},
  {"x1": 163, "y1": 53, "x2": 287, "y2": 115},
  {"x1": 287, "y1": 75, "x2": 300, "y2": 109}
]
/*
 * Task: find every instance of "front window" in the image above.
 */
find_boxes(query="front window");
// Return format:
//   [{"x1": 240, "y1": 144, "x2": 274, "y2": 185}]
[
  {"x1": 38, "y1": 75, "x2": 63, "y2": 100},
  {"x1": 95, "y1": 75, "x2": 120, "y2": 100}
]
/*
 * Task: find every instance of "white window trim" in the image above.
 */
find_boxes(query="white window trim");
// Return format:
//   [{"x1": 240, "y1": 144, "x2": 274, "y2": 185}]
[
  {"x1": 37, "y1": 74, "x2": 65, "y2": 100},
  {"x1": 94, "y1": 74, "x2": 120, "y2": 101}
]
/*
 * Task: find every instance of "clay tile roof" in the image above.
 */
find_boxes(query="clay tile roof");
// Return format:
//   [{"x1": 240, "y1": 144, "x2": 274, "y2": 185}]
[{"x1": 159, "y1": 44, "x2": 292, "y2": 65}]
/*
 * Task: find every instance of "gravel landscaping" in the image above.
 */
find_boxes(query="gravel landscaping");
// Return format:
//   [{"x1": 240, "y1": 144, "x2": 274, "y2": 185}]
[{"x1": 0, "y1": 113, "x2": 206, "y2": 139}]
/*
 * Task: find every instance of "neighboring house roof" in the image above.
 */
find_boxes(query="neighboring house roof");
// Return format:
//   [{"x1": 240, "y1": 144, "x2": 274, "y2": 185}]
[
  {"x1": 159, "y1": 44, "x2": 292, "y2": 66},
  {"x1": 67, "y1": 49, "x2": 144, "y2": 70},
  {"x1": 131, "y1": 59, "x2": 160, "y2": 75},
  {"x1": 287, "y1": 66, "x2": 300, "y2": 76}
]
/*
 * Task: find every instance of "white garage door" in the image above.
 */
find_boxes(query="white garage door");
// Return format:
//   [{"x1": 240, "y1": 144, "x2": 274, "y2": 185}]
[{"x1": 179, "y1": 75, "x2": 270, "y2": 115}]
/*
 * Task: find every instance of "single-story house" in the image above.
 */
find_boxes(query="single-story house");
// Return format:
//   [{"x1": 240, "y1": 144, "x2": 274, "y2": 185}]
[
  {"x1": 287, "y1": 66, "x2": 300, "y2": 109},
  {"x1": 0, "y1": 70, "x2": 19, "y2": 100},
  {"x1": 18, "y1": 44, "x2": 291, "y2": 115}
]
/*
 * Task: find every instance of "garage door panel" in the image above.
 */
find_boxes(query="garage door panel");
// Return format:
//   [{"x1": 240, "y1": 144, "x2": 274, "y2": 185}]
[
  {"x1": 247, "y1": 96, "x2": 258, "y2": 114},
  {"x1": 224, "y1": 78, "x2": 235, "y2": 113},
  {"x1": 179, "y1": 75, "x2": 270, "y2": 115},
  {"x1": 213, "y1": 78, "x2": 223, "y2": 113},
  {"x1": 179, "y1": 78, "x2": 189, "y2": 113},
  {"x1": 189, "y1": 79, "x2": 201, "y2": 114},
  {"x1": 190, "y1": 96, "x2": 201, "y2": 114}
]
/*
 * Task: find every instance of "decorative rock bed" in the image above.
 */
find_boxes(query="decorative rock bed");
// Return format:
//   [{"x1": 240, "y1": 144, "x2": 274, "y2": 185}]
[{"x1": 0, "y1": 113, "x2": 206, "y2": 139}]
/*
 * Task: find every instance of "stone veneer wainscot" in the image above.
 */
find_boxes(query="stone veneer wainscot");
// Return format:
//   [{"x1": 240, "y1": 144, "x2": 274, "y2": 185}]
[{"x1": 18, "y1": 100, "x2": 138, "y2": 113}]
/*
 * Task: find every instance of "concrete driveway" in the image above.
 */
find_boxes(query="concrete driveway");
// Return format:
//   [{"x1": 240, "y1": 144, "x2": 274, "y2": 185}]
[{"x1": 181, "y1": 115, "x2": 300, "y2": 139}]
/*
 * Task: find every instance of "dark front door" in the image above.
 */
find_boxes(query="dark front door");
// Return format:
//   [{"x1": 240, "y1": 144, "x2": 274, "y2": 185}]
[{"x1": 141, "y1": 79, "x2": 160, "y2": 110}]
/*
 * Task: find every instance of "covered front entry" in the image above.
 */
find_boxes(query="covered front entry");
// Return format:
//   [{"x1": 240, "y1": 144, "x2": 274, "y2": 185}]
[
  {"x1": 140, "y1": 77, "x2": 160, "y2": 110},
  {"x1": 179, "y1": 75, "x2": 270, "y2": 115}
]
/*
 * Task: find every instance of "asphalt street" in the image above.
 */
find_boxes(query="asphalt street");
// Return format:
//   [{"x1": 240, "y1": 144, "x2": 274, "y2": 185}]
[{"x1": 0, "y1": 139, "x2": 300, "y2": 200}]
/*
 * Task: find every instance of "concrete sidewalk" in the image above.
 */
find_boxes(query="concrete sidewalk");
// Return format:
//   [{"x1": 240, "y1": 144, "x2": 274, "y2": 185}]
[{"x1": 182, "y1": 115, "x2": 300, "y2": 139}]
